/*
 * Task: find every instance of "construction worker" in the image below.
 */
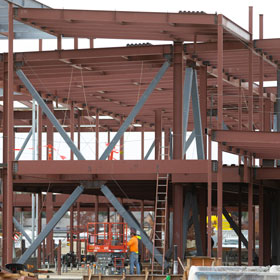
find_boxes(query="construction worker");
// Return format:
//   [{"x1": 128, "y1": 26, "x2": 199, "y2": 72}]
[
  {"x1": 136, "y1": 231, "x2": 142, "y2": 272},
  {"x1": 127, "y1": 228, "x2": 140, "y2": 274}
]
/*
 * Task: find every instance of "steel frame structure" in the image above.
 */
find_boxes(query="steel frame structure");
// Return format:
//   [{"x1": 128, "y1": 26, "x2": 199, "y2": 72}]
[{"x1": 1, "y1": 1, "x2": 280, "y2": 269}]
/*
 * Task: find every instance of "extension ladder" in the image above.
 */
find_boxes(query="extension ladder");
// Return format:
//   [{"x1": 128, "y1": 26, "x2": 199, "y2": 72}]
[{"x1": 151, "y1": 172, "x2": 169, "y2": 274}]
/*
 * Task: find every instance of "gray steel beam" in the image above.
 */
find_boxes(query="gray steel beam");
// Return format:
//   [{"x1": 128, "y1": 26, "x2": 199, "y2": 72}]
[
  {"x1": 144, "y1": 140, "x2": 155, "y2": 160},
  {"x1": 15, "y1": 128, "x2": 32, "y2": 161},
  {"x1": 184, "y1": 130, "x2": 195, "y2": 154},
  {"x1": 182, "y1": 68, "x2": 193, "y2": 156},
  {"x1": 17, "y1": 185, "x2": 84, "y2": 264},
  {"x1": 100, "y1": 185, "x2": 168, "y2": 268},
  {"x1": 191, "y1": 70, "x2": 205, "y2": 160},
  {"x1": 100, "y1": 60, "x2": 170, "y2": 160},
  {"x1": 191, "y1": 192, "x2": 203, "y2": 255},
  {"x1": 16, "y1": 69, "x2": 85, "y2": 160},
  {"x1": 13, "y1": 217, "x2": 32, "y2": 245}
]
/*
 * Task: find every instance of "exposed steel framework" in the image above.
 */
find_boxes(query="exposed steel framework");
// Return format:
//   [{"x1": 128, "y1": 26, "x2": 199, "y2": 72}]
[{"x1": 1, "y1": 1, "x2": 280, "y2": 269}]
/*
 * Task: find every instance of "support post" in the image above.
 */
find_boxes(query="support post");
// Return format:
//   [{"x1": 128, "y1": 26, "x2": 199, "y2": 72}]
[
  {"x1": 155, "y1": 109, "x2": 162, "y2": 160},
  {"x1": 70, "y1": 102, "x2": 75, "y2": 160},
  {"x1": 16, "y1": 69, "x2": 86, "y2": 160},
  {"x1": 207, "y1": 131, "x2": 212, "y2": 257},
  {"x1": 17, "y1": 186, "x2": 84, "y2": 264},
  {"x1": 200, "y1": 66, "x2": 207, "y2": 156},
  {"x1": 173, "y1": 42, "x2": 184, "y2": 265},
  {"x1": 141, "y1": 125, "x2": 145, "y2": 160},
  {"x1": 217, "y1": 142, "x2": 223, "y2": 259},
  {"x1": 217, "y1": 14, "x2": 223, "y2": 129},
  {"x1": 2, "y1": 2, "x2": 14, "y2": 265},
  {"x1": 259, "y1": 14, "x2": 264, "y2": 131},
  {"x1": 248, "y1": 7, "x2": 253, "y2": 130},
  {"x1": 182, "y1": 192, "x2": 191, "y2": 257},
  {"x1": 248, "y1": 158, "x2": 254, "y2": 265},
  {"x1": 95, "y1": 109, "x2": 99, "y2": 160},
  {"x1": 259, "y1": 184, "x2": 264, "y2": 265},
  {"x1": 100, "y1": 60, "x2": 170, "y2": 160},
  {"x1": 46, "y1": 193, "x2": 53, "y2": 264}
]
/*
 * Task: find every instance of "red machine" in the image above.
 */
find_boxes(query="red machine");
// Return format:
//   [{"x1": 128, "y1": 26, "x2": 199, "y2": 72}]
[
  {"x1": 87, "y1": 222, "x2": 128, "y2": 273},
  {"x1": 67, "y1": 225, "x2": 87, "y2": 243},
  {"x1": 87, "y1": 222, "x2": 128, "y2": 253}
]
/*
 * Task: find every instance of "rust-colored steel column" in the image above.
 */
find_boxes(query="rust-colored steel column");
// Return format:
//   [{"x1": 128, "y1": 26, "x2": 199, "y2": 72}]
[
  {"x1": 264, "y1": 99, "x2": 271, "y2": 131},
  {"x1": 57, "y1": 240, "x2": 61, "y2": 275},
  {"x1": 46, "y1": 101, "x2": 54, "y2": 160},
  {"x1": 120, "y1": 116, "x2": 124, "y2": 160},
  {"x1": 248, "y1": 157, "x2": 254, "y2": 265},
  {"x1": 77, "y1": 111, "x2": 81, "y2": 150},
  {"x1": 207, "y1": 132, "x2": 212, "y2": 257},
  {"x1": 264, "y1": 193, "x2": 271, "y2": 265},
  {"x1": 199, "y1": 188, "x2": 207, "y2": 255},
  {"x1": 164, "y1": 127, "x2": 170, "y2": 160},
  {"x1": 172, "y1": 42, "x2": 184, "y2": 263},
  {"x1": 70, "y1": 206, "x2": 74, "y2": 252},
  {"x1": 155, "y1": 109, "x2": 162, "y2": 160},
  {"x1": 46, "y1": 193, "x2": 54, "y2": 263},
  {"x1": 141, "y1": 125, "x2": 145, "y2": 160},
  {"x1": 259, "y1": 184, "x2": 264, "y2": 265},
  {"x1": 248, "y1": 7, "x2": 253, "y2": 130},
  {"x1": 37, "y1": 193, "x2": 42, "y2": 268},
  {"x1": 42, "y1": 239, "x2": 46, "y2": 265},
  {"x1": 77, "y1": 202, "x2": 81, "y2": 263},
  {"x1": 238, "y1": 83, "x2": 242, "y2": 130},
  {"x1": 200, "y1": 66, "x2": 207, "y2": 156},
  {"x1": 38, "y1": 106, "x2": 42, "y2": 160},
  {"x1": 217, "y1": 14, "x2": 223, "y2": 129},
  {"x1": 95, "y1": 109, "x2": 99, "y2": 160},
  {"x1": 2, "y1": 2, "x2": 14, "y2": 265},
  {"x1": 238, "y1": 186, "x2": 242, "y2": 265},
  {"x1": 74, "y1": 37, "x2": 78, "y2": 49},
  {"x1": 57, "y1": 35, "x2": 62, "y2": 50},
  {"x1": 217, "y1": 142, "x2": 223, "y2": 259},
  {"x1": 90, "y1": 38, "x2": 94, "y2": 48},
  {"x1": 70, "y1": 102, "x2": 75, "y2": 160},
  {"x1": 95, "y1": 196, "x2": 99, "y2": 222},
  {"x1": 259, "y1": 14, "x2": 264, "y2": 131},
  {"x1": 140, "y1": 200, "x2": 145, "y2": 261},
  {"x1": 39, "y1": 39, "x2": 43, "y2": 51}
]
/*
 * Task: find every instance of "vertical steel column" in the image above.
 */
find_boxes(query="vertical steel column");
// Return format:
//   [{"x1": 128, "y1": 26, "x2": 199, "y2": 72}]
[
  {"x1": 2, "y1": 2, "x2": 14, "y2": 265},
  {"x1": 46, "y1": 101, "x2": 54, "y2": 160},
  {"x1": 155, "y1": 109, "x2": 162, "y2": 160},
  {"x1": 200, "y1": 66, "x2": 207, "y2": 156},
  {"x1": 70, "y1": 206, "x2": 74, "y2": 252},
  {"x1": 172, "y1": 42, "x2": 184, "y2": 263},
  {"x1": 140, "y1": 200, "x2": 145, "y2": 261},
  {"x1": 238, "y1": 186, "x2": 242, "y2": 265},
  {"x1": 77, "y1": 111, "x2": 81, "y2": 150},
  {"x1": 120, "y1": 116, "x2": 124, "y2": 160},
  {"x1": 95, "y1": 109, "x2": 99, "y2": 160},
  {"x1": 74, "y1": 37, "x2": 78, "y2": 49},
  {"x1": 164, "y1": 128, "x2": 170, "y2": 160},
  {"x1": 217, "y1": 14, "x2": 223, "y2": 129},
  {"x1": 199, "y1": 188, "x2": 207, "y2": 255},
  {"x1": 37, "y1": 193, "x2": 42, "y2": 268},
  {"x1": 276, "y1": 69, "x2": 280, "y2": 134},
  {"x1": 70, "y1": 102, "x2": 75, "y2": 160},
  {"x1": 259, "y1": 184, "x2": 264, "y2": 265},
  {"x1": 57, "y1": 240, "x2": 61, "y2": 275},
  {"x1": 238, "y1": 82, "x2": 242, "y2": 130},
  {"x1": 207, "y1": 132, "x2": 212, "y2": 257},
  {"x1": 259, "y1": 14, "x2": 264, "y2": 131},
  {"x1": 46, "y1": 193, "x2": 53, "y2": 264},
  {"x1": 57, "y1": 35, "x2": 62, "y2": 50},
  {"x1": 264, "y1": 99, "x2": 271, "y2": 132},
  {"x1": 77, "y1": 202, "x2": 81, "y2": 264},
  {"x1": 39, "y1": 39, "x2": 43, "y2": 51},
  {"x1": 95, "y1": 196, "x2": 99, "y2": 222},
  {"x1": 38, "y1": 106, "x2": 42, "y2": 160},
  {"x1": 248, "y1": 7, "x2": 253, "y2": 130},
  {"x1": 248, "y1": 157, "x2": 254, "y2": 265},
  {"x1": 141, "y1": 125, "x2": 145, "y2": 160},
  {"x1": 90, "y1": 38, "x2": 94, "y2": 48},
  {"x1": 217, "y1": 142, "x2": 223, "y2": 259}
]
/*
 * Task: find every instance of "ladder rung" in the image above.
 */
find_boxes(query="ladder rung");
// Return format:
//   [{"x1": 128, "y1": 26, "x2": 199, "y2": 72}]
[
  {"x1": 158, "y1": 192, "x2": 166, "y2": 194},
  {"x1": 158, "y1": 177, "x2": 168, "y2": 179}
]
